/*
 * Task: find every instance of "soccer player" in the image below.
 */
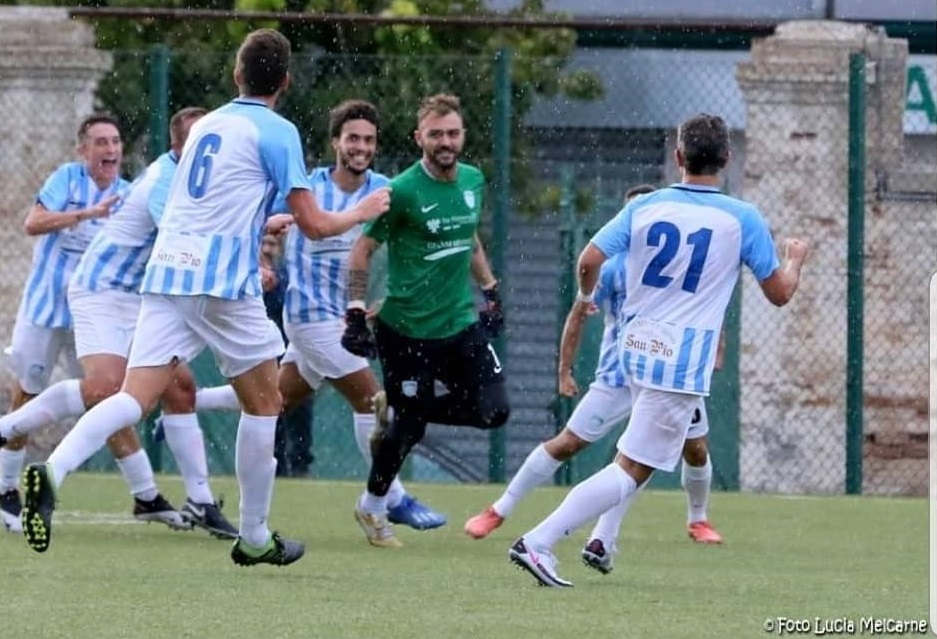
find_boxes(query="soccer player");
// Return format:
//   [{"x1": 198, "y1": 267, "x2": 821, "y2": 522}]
[
  {"x1": 278, "y1": 99, "x2": 448, "y2": 528},
  {"x1": 14, "y1": 29, "x2": 390, "y2": 563},
  {"x1": 464, "y1": 185, "x2": 724, "y2": 568},
  {"x1": 342, "y1": 93, "x2": 510, "y2": 548},
  {"x1": 0, "y1": 115, "x2": 182, "y2": 534},
  {"x1": 508, "y1": 113, "x2": 809, "y2": 587},
  {"x1": 1, "y1": 107, "x2": 239, "y2": 539}
]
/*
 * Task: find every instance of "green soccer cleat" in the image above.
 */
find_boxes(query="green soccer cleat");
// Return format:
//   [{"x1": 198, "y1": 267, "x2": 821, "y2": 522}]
[{"x1": 230, "y1": 532, "x2": 305, "y2": 567}]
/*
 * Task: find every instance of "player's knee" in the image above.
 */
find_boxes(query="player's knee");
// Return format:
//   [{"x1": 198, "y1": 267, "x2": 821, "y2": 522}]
[
  {"x1": 478, "y1": 383, "x2": 510, "y2": 429},
  {"x1": 81, "y1": 375, "x2": 123, "y2": 408},
  {"x1": 682, "y1": 437, "x2": 709, "y2": 466}
]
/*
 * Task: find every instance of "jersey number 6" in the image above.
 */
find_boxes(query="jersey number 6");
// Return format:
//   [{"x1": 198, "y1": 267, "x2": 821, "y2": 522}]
[{"x1": 187, "y1": 133, "x2": 222, "y2": 199}]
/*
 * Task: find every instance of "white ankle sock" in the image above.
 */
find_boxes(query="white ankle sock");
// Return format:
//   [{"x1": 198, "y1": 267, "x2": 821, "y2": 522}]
[
  {"x1": 47, "y1": 392, "x2": 143, "y2": 490},
  {"x1": 236, "y1": 413, "x2": 278, "y2": 547},
  {"x1": 162, "y1": 413, "x2": 214, "y2": 504},
  {"x1": 525, "y1": 463, "x2": 637, "y2": 550},
  {"x1": 0, "y1": 448, "x2": 26, "y2": 492},
  {"x1": 195, "y1": 385, "x2": 240, "y2": 412},
  {"x1": 682, "y1": 456, "x2": 712, "y2": 524},
  {"x1": 0, "y1": 379, "x2": 85, "y2": 439},
  {"x1": 492, "y1": 443, "x2": 561, "y2": 518},
  {"x1": 115, "y1": 448, "x2": 159, "y2": 501},
  {"x1": 359, "y1": 491, "x2": 387, "y2": 515},
  {"x1": 353, "y1": 412, "x2": 406, "y2": 508}
]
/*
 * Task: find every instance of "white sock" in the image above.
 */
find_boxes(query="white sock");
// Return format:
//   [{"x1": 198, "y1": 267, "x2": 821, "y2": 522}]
[
  {"x1": 47, "y1": 392, "x2": 143, "y2": 490},
  {"x1": 195, "y1": 385, "x2": 240, "y2": 412},
  {"x1": 525, "y1": 463, "x2": 637, "y2": 551},
  {"x1": 492, "y1": 443, "x2": 562, "y2": 518},
  {"x1": 115, "y1": 449, "x2": 159, "y2": 501},
  {"x1": 162, "y1": 413, "x2": 214, "y2": 504},
  {"x1": 235, "y1": 413, "x2": 278, "y2": 548},
  {"x1": 0, "y1": 448, "x2": 26, "y2": 492},
  {"x1": 588, "y1": 480, "x2": 647, "y2": 549},
  {"x1": 359, "y1": 490, "x2": 387, "y2": 515},
  {"x1": 682, "y1": 456, "x2": 712, "y2": 524},
  {"x1": 353, "y1": 412, "x2": 406, "y2": 508},
  {"x1": 0, "y1": 379, "x2": 85, "y2": 439}
]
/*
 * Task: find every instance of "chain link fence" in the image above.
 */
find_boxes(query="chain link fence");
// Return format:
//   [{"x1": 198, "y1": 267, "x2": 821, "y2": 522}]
[{"x1": 2, "y1": 24, "x2": 933, "y2": 495}]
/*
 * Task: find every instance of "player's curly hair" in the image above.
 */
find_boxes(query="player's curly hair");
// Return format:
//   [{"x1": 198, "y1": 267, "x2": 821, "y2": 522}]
[{"x1": 329, "y1": 100, "x2": 379, "y2": 140}]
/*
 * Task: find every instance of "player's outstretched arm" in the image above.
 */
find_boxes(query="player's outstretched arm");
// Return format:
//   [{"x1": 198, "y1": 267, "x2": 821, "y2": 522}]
[
  {"x1": 24, "y1": 196, "x2": 120, "y2": 236},
  {"x1": 759, "y1": 237, "x2": 809, "y2": 307},
  {"x1": 558, "y1": 242, "x2": 607, "y2": 396},
  {"x1": 287, "y1": 187, "x2": 390, "y2": 240},
  {"x1": 470, "y1": 234, "x2": 504, "y2": 338}
]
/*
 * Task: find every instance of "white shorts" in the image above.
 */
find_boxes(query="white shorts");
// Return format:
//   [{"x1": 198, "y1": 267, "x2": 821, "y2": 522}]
[
  {"x1": 617, "y1": 386, "x2": 706, "y2": 472},
  {"x1": 283, "y1": 318, "x2": 370, "y2": 389},
  {"x1": 68, "y1": 285, "x2": 141, "y2": 359},
  {"x1": 128, "y1": 294, "x2": 284, "y2": 379},
  {"x1": 7, "y1": 314, "x2": 81, "y2": 394},
  {"x1": 566, "y1": 380, "x2": 633, "y2": 443}
]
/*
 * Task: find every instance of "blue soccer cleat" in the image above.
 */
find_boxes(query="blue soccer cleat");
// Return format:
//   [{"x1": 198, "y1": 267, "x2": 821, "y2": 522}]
[{"x1": 387, "y1": 495, "x2": 447, "y2": 531}]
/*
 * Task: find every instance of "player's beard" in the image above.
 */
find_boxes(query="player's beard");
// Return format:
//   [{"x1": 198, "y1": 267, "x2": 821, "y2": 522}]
[
  {"x1": 428, "y1": 146, "x2": 459, "y2": 172},
  {"x1": 338, "y1": 150, "x2": 372, "y2": 176}
]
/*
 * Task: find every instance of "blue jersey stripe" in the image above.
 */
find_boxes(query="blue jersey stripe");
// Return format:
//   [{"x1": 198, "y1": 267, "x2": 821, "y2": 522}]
[
  {"x1": 651, "y1": 359, "x2": 666, "y2": 385},
  {"x1": 673, "y1": 327, "x2": 696, "y2": 390},
  {"x1": 694, "y1": 330, "x2": 715, "y2": 393}
]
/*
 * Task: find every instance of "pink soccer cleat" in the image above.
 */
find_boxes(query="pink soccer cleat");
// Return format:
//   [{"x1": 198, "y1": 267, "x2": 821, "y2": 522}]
[
  {"x1": 687, "y1": 520, "x2": 723, "y2": 544},
  {"x1": 464, "y1": 506, "x2": 504, "y2": 539}
]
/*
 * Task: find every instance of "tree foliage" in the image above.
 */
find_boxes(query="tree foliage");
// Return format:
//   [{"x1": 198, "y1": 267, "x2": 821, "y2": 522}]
[{"x1": 16, "y1": 0, "x2": 602, "y2": 206}]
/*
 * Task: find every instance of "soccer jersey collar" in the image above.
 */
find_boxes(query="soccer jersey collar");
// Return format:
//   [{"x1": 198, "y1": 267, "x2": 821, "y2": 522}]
[
  {"x1": 669, "y1": 183, "x2": 722, "y2": 193},
  {"x1": 232, "y1": 97, "x2": 269, "y2": 108}
]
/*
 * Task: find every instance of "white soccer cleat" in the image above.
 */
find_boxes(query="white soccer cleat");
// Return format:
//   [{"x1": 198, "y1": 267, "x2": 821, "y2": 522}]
[{"x1": 508, "y1": 537, "x2": 573, "y2": 588}]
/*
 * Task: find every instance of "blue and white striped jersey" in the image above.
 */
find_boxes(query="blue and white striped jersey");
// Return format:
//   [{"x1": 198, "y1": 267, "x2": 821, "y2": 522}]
[
  {"x1": 592, "y1": 184, "x2": 779, "y2": 396},
  {"x1": 20, "y1": 162, "x2": 128, "y2": 328},
  {"x1": 72, "y1": 151, "x2": 178, "y2": 294},
  {"x1": 274, "y1": 168, "x2": 390, "y2": 323},
  {"x1": 592, "y1": 252, "x2": 628, "y2": 388},
  {"x1": 142, "y1": 99, "x2": 309, "y2": 299}
]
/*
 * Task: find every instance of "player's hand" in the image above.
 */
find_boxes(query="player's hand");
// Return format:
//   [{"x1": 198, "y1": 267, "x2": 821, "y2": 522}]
[
  {"x1": 85, "y1": 194, "x2": 121, "y2": 221},
  {"x1": 265, "y1": 213, "x2": 294, "y2": 236},
  {"x1": 366, "y1": 299, "x2": 384, "y2": 322},
  {"x1": 558, "y1": 369, "x2": 579, "y2": 397},
  {"x1": 354, "y1": 187, "x2": 391, "y2": 223},
  {"x1": 479, "y1": 283, "x2": 504, "y2": 339},
  {"x1": 783, "y1": 237, "x2": 809, "y2": 265},
  {"x1": 341, "y1": 307, "x2": 378, "y2": 359},
  {"x1": 260, "y1": 266, "x2": 277, "y2": 292}
]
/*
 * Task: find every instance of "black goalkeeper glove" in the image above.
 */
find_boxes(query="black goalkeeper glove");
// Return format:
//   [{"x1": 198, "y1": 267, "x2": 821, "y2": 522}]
[
  {"x1": 479, "y1": 283, "x2": 505, "y2": 339},
  {"x1": 341, "y1": 307, "x2": 377, "y2": 359}
]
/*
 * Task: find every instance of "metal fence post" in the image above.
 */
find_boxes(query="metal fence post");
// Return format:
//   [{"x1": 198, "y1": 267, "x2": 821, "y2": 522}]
[
  {"x1": 141, "y1": 44, "x2": 171, "y2": 471},
  {"x1": 488, "y1": 47, "x2": 512, "y2": 483},
  {"x1": 845, "y1": 52, "x2": 866, "y2": 495},
  {"x1": 553, "y1": 168, "x2": 575, "y2": 485},
  {"x1": 148, "y1": 44, "x2": 170, "y2": 161}
]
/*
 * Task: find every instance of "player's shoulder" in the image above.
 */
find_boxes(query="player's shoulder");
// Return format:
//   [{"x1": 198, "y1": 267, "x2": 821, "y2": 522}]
[
  {"x1": 47, "y1": 161, "x2": 84, "y2": 182},
  {"x1": 456, "y1": 162, "x2": 485, "y2": 185},
  {"x1": 367, "y1": 170, "x2": 391, "y2": 189}
]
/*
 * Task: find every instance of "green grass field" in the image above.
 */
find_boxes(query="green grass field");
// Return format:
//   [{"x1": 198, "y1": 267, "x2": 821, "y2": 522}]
[{"x1": 1, "y1": 474, "x2": 928, "y2": 639}]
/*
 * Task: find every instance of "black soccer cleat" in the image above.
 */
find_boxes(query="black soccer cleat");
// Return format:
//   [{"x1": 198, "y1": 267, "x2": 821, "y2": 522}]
[
  {"x1": 231, "y1": 532, "x2": 305, "y2": 567},
  {"x1": 1, "y1": 488, "x2": 23, "y2": 533},
  {"x1": 21, "y1": 463, "x2": 56, "y2": 553},
  {"x1": 182, "y1": 498, "x2": 238, "y2": 540},
  {"x1": 133, "y1": 494, "x2": 191, "y2": 530}
]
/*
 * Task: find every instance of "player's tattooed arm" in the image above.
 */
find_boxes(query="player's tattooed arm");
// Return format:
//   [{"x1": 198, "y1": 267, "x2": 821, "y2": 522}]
[
  {"x1": 347, "y1": 235, "x2": 380, "y2": 306},
  {"x1": 470, "y1": 233, "x2": 497, "y2": 290}
]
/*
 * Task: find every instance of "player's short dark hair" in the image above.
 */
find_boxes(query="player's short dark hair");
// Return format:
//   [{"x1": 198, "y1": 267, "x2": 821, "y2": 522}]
[
  {"x1": 328, "y1": 100, "x2": 379, "y2": 140},
  {"x1": 169, "y1": 107, "x2": 208, "y2": 147},
  {"x1": 77, "y1": 113, "x2": 120, "y2": 143},
  {"x1": 624, "y1": 184, "x2": 656, "y2": 203},
  {"x1": 677, "y1": 113, "x2": 730, "y2": 176},
  {"x1": 236, "y1": 29, "x2": 291, "y2": 97},
  {"x1": 417, "y1": 93, "x2": 462, "y2": 124}
]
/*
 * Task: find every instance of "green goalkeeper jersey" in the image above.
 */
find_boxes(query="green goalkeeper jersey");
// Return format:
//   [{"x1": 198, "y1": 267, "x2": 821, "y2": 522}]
[{"x1": 364, "y1": 160, "x2": 484, "y2": 339}]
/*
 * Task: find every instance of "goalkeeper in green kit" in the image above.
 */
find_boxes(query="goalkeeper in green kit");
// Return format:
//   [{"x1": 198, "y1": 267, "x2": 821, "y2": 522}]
[{"x1": 342, "y1": 94, "x2": 511, "y2": 548}]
